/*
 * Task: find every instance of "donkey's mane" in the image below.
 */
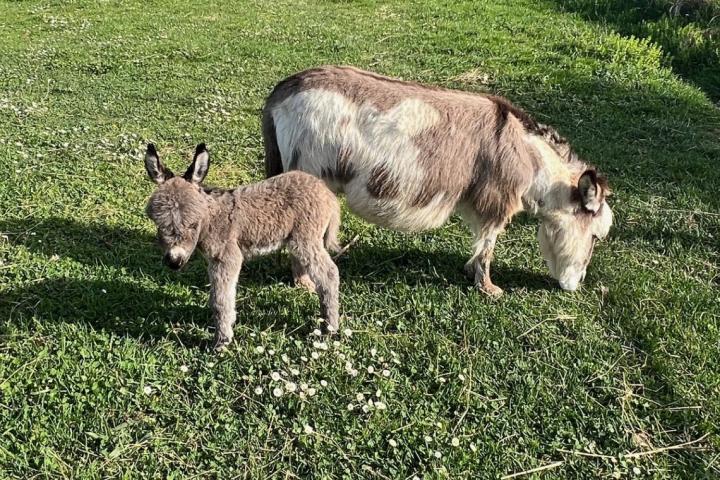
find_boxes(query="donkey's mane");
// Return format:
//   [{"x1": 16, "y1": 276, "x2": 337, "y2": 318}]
[{"x1": 489, "y1": 95, "x2": 580, "y2": 165}]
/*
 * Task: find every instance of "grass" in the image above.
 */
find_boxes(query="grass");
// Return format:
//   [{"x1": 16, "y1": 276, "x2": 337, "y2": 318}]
[
  {"x1": 0, "y1": 0, "x2": 718, "y2": 478},
  {"x1": 553, "y1": 0, "x2": 720, "y2": 101}
]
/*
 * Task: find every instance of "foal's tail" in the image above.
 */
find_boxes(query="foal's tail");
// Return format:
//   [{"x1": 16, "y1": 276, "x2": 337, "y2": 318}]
[
  {"x1": 262, "y1": 107, "x2": 284, "y2": 178},
  {"x1": 324, "y1": 202, "x2": 342, "y2": 254}
]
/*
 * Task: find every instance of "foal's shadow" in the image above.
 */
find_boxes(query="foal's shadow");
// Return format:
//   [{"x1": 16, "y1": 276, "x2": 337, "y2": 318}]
[{"x1": 1, "y1": 216, "x2": 554, "y2": 347}]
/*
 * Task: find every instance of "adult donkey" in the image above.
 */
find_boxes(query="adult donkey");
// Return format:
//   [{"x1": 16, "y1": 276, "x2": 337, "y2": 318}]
[{"x1": 262, "y1": 66, "x2": 612, "y2": 294}]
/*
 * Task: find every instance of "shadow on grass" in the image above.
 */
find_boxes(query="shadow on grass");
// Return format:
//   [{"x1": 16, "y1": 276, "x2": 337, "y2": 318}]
[
  {"x1": 0, "y1": 215, "x2": 556, "y2": 347},
  {"x1": 550, "y1": 0, "x2": 720, "y2": 101}
]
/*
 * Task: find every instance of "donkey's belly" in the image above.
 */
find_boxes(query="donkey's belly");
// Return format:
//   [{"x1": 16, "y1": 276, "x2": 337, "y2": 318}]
[{"x1": 342, "y1": 180, "x2": 456, "y2": 232}]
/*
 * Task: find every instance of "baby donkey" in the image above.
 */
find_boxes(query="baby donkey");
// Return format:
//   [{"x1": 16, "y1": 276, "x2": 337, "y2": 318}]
[{"x1": 144, "y1": 143, "x2": 342, "y2": 349}]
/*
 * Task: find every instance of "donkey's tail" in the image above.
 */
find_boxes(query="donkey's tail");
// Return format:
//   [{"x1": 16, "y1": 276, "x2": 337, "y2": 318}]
[
  {"x1": 324, "y1": 202, "x2": 342, "y2": 254},
  {"x1": 262, "y1": 107, "x2": 284, "y2": 178}
]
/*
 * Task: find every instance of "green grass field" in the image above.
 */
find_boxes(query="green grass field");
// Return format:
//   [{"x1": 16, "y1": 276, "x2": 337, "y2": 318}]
[{"x1": 1, "y1": 0, "x2": 719, "y2": 478}]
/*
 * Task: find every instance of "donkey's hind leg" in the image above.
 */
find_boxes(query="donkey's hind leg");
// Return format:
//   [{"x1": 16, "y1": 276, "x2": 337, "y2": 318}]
[
  {"x1": 291, "y1": 255, "x2": 316, "y2": 292},
  {"x1": 289, "y1": 242, "x2": 340, "y2": 333}
]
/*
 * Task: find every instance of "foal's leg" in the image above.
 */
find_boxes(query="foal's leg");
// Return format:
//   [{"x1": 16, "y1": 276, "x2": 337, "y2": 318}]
[
  {"x1": 289, "y1": 241, "x2": 340, "y2": 333},
  {"x1": 461, "y1": 213, "x2": 506, "y2": 297},
  {"x1": 291, "y1": 255, "x2": 316, "y2": 292},
  {"x1": 208, "y1": 247, "x2": 243, "y2": 350}
]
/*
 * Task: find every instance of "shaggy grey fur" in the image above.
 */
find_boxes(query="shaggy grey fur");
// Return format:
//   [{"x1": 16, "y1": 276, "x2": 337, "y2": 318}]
[{"x1": 144, "y1": 143, "x2": 341, "y2": 349}]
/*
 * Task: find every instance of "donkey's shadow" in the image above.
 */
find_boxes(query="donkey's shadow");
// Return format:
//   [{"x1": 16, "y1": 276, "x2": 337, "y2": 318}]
[{"x1": 0, "y1": 216, "x2": 553, "y2": 346}]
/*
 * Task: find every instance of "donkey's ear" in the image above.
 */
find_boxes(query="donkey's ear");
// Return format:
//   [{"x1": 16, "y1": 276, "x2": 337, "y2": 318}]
[
  {"x1": 144, "y1": 143, "x2": 174, "y2": 184},
  {"x1": 578, "y1": 169, "x2": 603, "y2": 213},
  {"x1": 183, "y1": 143, "x2": 210, "y2": 184}
]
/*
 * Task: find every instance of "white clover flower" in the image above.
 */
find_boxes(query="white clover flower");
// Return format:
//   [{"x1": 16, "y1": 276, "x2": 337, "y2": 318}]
[
  {"x1": 389, "y1": 439, "x2": 397, "y2": 448},
  {"x1": 375, "y1": 389, "x2": 382, "y2": 397},
  {"x1": 318, "y1": 342, "x2": 328, "y2": 351},
  {"x1": 273, "y1": 387, "x2": 283, "y2": 397},
  {"x1": 470, "y1": 443, "x2": 477, "y2": 452},
  {"x1": 382, "y1": 369, "x2": 391, "y2": 377},
  {"x1": 311, "y1": 352, "x2": 320, "y2": 360},
  {"x1": 361, "y1": 405, "x2": 370, "y2": 413},
  {"x1": 281, "y1": 354, "x2": 289, "y2": 363},
  {"x1": 345, "y1": 361, "x2": 353, "y2": 370},
  {"x1": 254, "y1": 386, "x2": 263, "y2": 395},
  {"x1": 434, "y1": 451, "x2": 442, "y2": 459},
  {"x1": 290, "y1": 368, "x2": 300, "y2": 376},
  {"x1": 268, "y1": 349, "x2": 275, "y2": 355},
  {"x1": 304, "y1": 424, "x2": 314, "y2": 434},
  {"x1": 333, "y1": 341, "x2": 341, "y2": 348},
  {"x1": 312, "y1": 329, "x2": 322, "y2": 337},
  {"x1": 633, "y1": 467, "x2": 641, "y2": 475},
  {"x1": 300, "y1": 356, "x2": 308, "y2": 362},
  {"x1": 300, "y1": 383, "x2": 308, "y2": 391},
  {"x1": 307, "y1": 387, "x2": 316, "y2": 396},
  {"x1": 349, "y1": 369, "x2": 358, "y2": 377},
  {"x1": 250, "y1": 332, "x2": 256, "y2": 338},
  {"x1": 356, "y1": 393, "x2": 365, "y2": 402},
  {"x1": 207, "y1": 362, "x2": 215, "y2": 368},
  {"x1": 347, "y1": 403, "x2": 354, "y2": 411},
  {"x1": 424, "y1": 435, "x2": 432, "y2": 443},
  {"x1": 285, "y1": 382, "x2": 297, "y2": 392},
  {"x1": 367, "y1": 366, "x2": 375, "y2": 374},
  {"x1": 368, "y1": 399, "x2": 374, "y2": 407},
  {"x1": 343, "y1": 328, "x2": 352, "y2": 337},
  {"x1": 458, "y1": 374, "x2": 465, "y2": 381},
  {"x1": 299, "y1": 392, "x2": 306, "y2": 400},
  {"x1": 179, "y1": 365, "x2": 189, "y2": 373},
  {"x1": 375, "y1": 401, "x2": 387, "y2": 410},
  {"x1": 255, "y1": 346, "x2": 265, "y2": 354},
  {"x1": 370, "y1": 348, "x2": 377, "y2": 357},
  {"x1": 320, "y1": 380, "x2": 328, "y2": 387},
  {"x1": 451, "y1": 437, "x2": 460, "y2": 447},
  {"x1": 338, "y1": 353, "x2": 346, "y2": 360},
  {"x1": 378, "y1": 356, "x2": 385, "y2": 362},
  {"x1": 143, "y1": 385, "x2": 153, "y2": 395},
  {"x1": 271, "y1": 372, "x2": 281, "y2": 381},
  {"x1": 438, "y1": 377, "x2": 446, "y2": 383}
]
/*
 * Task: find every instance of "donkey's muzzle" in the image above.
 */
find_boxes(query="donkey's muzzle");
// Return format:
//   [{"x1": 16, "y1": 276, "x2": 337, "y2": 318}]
[{"x1": 163, "y1": 253, "x2": 184, "y2": 271}]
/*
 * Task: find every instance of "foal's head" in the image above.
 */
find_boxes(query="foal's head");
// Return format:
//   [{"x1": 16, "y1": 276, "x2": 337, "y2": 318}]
[{"x1": 144, "y1": 143, "x2": 211, "y2": 270}]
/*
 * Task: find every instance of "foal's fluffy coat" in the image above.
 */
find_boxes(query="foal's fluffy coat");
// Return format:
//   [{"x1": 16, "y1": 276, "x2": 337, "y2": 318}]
[{"x1": 144, "y1": 144, "x2": 341, "y2": 349}]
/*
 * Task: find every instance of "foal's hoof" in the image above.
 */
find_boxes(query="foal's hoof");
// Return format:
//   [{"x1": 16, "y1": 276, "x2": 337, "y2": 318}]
[
  {"x1": 213, "y1": 334, "x2": 233, "y2": 352},
  {"x1": 295, "y1": 274, "x2": 316, "y2": 293},
  {"x1": 478, "y1": 282, "x2": 504, "y2": 297}
]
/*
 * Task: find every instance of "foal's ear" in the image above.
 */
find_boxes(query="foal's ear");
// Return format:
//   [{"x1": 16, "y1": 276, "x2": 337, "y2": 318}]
[
  {"x1": 144, "y1": 143, "x2": 174, "y2": 184},
  {"x1": 577, "y1": 169, "x2": 604, "y2": 213},
  {"x1": 183, "y1": 143, "x2": 210, "y2": 184}
]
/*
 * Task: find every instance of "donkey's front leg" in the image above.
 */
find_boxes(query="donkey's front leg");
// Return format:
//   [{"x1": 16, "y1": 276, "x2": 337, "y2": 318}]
[
  {"x1": 463, "y1": 221, "x2": 505, "y2": 297},
  {"x1": 208, "y1": 250, "x2": 243, "y2": 351}
]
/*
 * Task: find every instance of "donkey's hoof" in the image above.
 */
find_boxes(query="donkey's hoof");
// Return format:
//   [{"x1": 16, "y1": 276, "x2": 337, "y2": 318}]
[
  {"x1": 478, "y1": 282, "x2": 504, "y2": 297},
  {"x1": 463, "y1": 263, "x2": 475, "y2": 281},
  {"x1": 295, "y1": 274, "x2": 316, "y2": 293}
]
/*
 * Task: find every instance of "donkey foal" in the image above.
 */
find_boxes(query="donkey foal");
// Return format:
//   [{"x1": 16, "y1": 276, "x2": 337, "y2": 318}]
[{"x1": 144, "y1": 143, "x2": 342, "y2": 350}]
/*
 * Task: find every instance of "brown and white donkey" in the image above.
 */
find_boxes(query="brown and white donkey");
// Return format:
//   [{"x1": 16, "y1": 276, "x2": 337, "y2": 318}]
[{"x1": 262, "y1": 66, "x2": 613, "y2": 294}]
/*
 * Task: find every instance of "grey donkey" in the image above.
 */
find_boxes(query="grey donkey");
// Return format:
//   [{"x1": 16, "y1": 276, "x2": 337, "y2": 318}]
[{"x1": 144, "y1": 143, "x2": 342, "y2": 349}]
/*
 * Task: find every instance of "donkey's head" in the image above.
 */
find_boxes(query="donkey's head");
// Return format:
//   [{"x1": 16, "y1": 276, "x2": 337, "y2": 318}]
[
  {"x1": 537, "y1": 169, "x2": 613, "y2": 291},
  {"x1": 144, "y1": 143, "x2": 211, "y2": 271}
]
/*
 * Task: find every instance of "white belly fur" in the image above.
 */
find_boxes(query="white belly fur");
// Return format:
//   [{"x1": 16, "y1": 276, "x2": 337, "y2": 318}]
[{"x1": 273, "y1": 89, "x2": 457, "y2": 232}]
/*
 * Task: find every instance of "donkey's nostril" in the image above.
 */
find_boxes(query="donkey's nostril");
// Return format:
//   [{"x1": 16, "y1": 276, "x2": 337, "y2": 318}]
[{"x1": 163, "y1": 253, "x2": 182, "y2": 270}]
